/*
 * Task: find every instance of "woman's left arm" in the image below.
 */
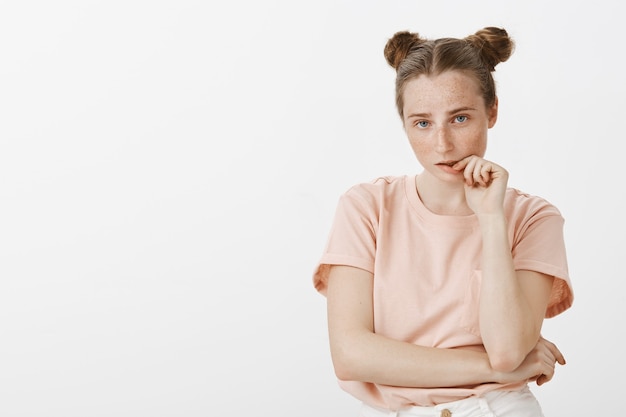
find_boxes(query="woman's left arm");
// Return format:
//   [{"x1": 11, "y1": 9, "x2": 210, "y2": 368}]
[
  {"x1": 477, "y1": 212, "x2": 554, "y2": 372},
  {"x1": 455, "y1": 155, "x2": 554, "y2": 372}
]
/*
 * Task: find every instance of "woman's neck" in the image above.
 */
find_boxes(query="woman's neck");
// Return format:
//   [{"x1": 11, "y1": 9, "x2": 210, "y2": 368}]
[{"x1": 415, "y1": 173, "x2": 473, "y2": 216}]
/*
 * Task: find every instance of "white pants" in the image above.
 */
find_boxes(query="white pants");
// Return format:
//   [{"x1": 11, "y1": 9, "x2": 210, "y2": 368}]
[{"x1": 359, "y1": 387, "x2": 545, "y2": 417}]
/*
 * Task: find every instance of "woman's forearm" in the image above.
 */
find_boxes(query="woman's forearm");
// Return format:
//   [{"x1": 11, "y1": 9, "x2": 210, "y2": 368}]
[
  {"x1": 330, "y1": 330, "x2": 497, "y2": 387},
  {"x1": 477, "y1": 212, "x2": 538, "y2": 370}
]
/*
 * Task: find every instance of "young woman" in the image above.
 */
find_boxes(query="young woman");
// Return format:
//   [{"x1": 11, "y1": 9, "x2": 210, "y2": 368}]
[{"x1": 313, "y1": 27, "x2": 573, "y2": 417}]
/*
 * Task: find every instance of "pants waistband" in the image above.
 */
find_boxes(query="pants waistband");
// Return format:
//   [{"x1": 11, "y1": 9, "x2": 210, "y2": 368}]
[{"x1": 359, "y1": 389, "x2": 526, "y2": 417}]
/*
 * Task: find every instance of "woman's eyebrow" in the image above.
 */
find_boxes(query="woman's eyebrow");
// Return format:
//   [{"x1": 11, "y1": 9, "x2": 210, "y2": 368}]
[
  {"x1": 406, "y1": 112, "x2": 430, "y2": 118},
  {"x1": 406, "y1": 107, "x2": 477, "y2": 119},
  {"x1": 447, "y1": 106, "x2": 477, "y2": 115}
]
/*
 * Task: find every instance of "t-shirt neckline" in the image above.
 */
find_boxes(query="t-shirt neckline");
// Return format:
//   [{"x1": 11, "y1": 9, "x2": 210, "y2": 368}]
[{"x1": 404, "y1": 174, "x2": 478, "y2": 229}]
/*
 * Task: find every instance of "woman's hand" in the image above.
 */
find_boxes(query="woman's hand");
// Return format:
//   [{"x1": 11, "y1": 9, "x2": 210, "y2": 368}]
[
  {"x1": 496, "y1": 337, "x2": 566, "y2": 386},
  {"x1": 453, "y1": 155, "x2": 508, "y2": 216}
]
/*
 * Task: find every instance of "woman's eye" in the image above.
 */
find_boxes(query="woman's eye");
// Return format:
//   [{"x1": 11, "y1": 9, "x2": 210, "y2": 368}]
[
  {"x1": 454, "y1": 115, "x2": 467, "y2": 123},
  {"x1": 416, "y1": 121, "x2": 429, "y2": 128}
]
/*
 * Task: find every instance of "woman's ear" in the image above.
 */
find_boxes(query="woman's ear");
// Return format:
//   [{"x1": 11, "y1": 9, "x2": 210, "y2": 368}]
[{"x1": 488, "y1": 97, "x2": 499, "y2": 128}]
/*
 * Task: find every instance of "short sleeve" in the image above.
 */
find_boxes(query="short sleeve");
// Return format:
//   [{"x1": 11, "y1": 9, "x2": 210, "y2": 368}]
[
  {"x1": 312, "y1": 187, "x2": 379, "y2": 296},
  {"x1": 512, "y1": 211, "x2": 573, "y2": 318}
]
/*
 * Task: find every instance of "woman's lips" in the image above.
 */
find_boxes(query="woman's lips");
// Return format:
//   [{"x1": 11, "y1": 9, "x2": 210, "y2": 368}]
[
  {"x1": 437, "y1": 160, "x2": 459, "y2": 167},
  {"x1": 436, "y1": 160, "x2": 462, "y2": 174}
]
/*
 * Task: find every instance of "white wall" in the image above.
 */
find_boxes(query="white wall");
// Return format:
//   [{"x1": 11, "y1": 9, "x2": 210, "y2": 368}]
[{"x1": 1, "y1": 1, "x2": 622, "y2": 415}]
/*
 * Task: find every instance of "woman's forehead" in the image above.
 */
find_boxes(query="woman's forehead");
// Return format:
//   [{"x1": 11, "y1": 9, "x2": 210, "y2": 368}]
[{"x1": 403, "y1": 71, "x2": 485, "y2": 110}]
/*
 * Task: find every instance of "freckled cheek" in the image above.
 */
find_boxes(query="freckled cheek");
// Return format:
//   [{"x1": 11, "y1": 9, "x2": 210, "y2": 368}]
[
  {"x1": 467, "y1": 134, "x2": 488, "y2": 156},
  {"x1": 411, "y1": 141, "x2": 430, "y2": 154},
  {"x1": 406, "y1": 135, "x2": 431, "y2": 157},
  {"x1": 455, "y1": 129, "x2": 488, "y2": 156},
  {"x1": 475, "y1": 143, "x2": 488, "y2": 157}
]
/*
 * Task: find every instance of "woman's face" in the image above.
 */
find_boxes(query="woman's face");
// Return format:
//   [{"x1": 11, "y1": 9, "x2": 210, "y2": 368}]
[{"x1": 402, "y1": 70, "x2": 498, "y2": 183}]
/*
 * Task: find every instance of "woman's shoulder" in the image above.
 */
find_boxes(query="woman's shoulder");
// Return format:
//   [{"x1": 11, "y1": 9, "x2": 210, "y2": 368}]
[
  {"x1": 342, "y1": 175, "x2": 408, "y2": 201},
  {"x1": 505, "y1": 188, "x2": 563, "y2": 219},
  {"x1": 345, "y1": 175, "x2": 407, "y2": 193}
]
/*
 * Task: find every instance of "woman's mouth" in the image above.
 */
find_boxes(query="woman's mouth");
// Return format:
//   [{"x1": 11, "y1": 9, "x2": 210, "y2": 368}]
[
  {"x1": 437, "y1": 160, "x2": 459, "y2": 167},
  {"x1": 435, "y1": 160, "x2": 463, "y2": 174}
]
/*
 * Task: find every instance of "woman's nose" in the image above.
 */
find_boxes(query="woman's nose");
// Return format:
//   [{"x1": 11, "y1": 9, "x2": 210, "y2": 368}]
[{"x1": 435, "y1": 127, "x2": 453, "y2": 153}]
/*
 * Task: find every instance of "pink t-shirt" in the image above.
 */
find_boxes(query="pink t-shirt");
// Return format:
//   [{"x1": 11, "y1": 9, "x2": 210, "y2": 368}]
[{"x1": 313, "y1": 175, "x2": 573, "y2": 409}]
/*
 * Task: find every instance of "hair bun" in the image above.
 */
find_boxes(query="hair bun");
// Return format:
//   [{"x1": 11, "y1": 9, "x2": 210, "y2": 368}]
[
  {"x1": 384, "y1": 31, "x2": 424, "y2": 70},
  {"x1": 465, "y1": 27, "x2": 514, "y2": 71}
]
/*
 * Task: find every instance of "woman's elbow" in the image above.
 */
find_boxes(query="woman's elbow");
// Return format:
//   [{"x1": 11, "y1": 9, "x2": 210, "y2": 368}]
[
  {"x1": 333, "y1": 361, "x2": 355, "y2": 381},
  {"x1": 486, "y1": 332, "x2": 541, "y2": 372},
  {"x1": 329, "y1": 339, "x2": 369, "y2": 381},
  {"x1": 488, "y1": 349, "x2": 526, "y2": 373},
  {"x1": 331, "y1": 346, "x2": 360, "y2": 381}
]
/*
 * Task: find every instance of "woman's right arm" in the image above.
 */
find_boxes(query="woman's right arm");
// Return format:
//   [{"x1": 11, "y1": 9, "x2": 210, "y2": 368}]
[{"x1": 326, "y1": 265, "x2": 563, "y2": 388}]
